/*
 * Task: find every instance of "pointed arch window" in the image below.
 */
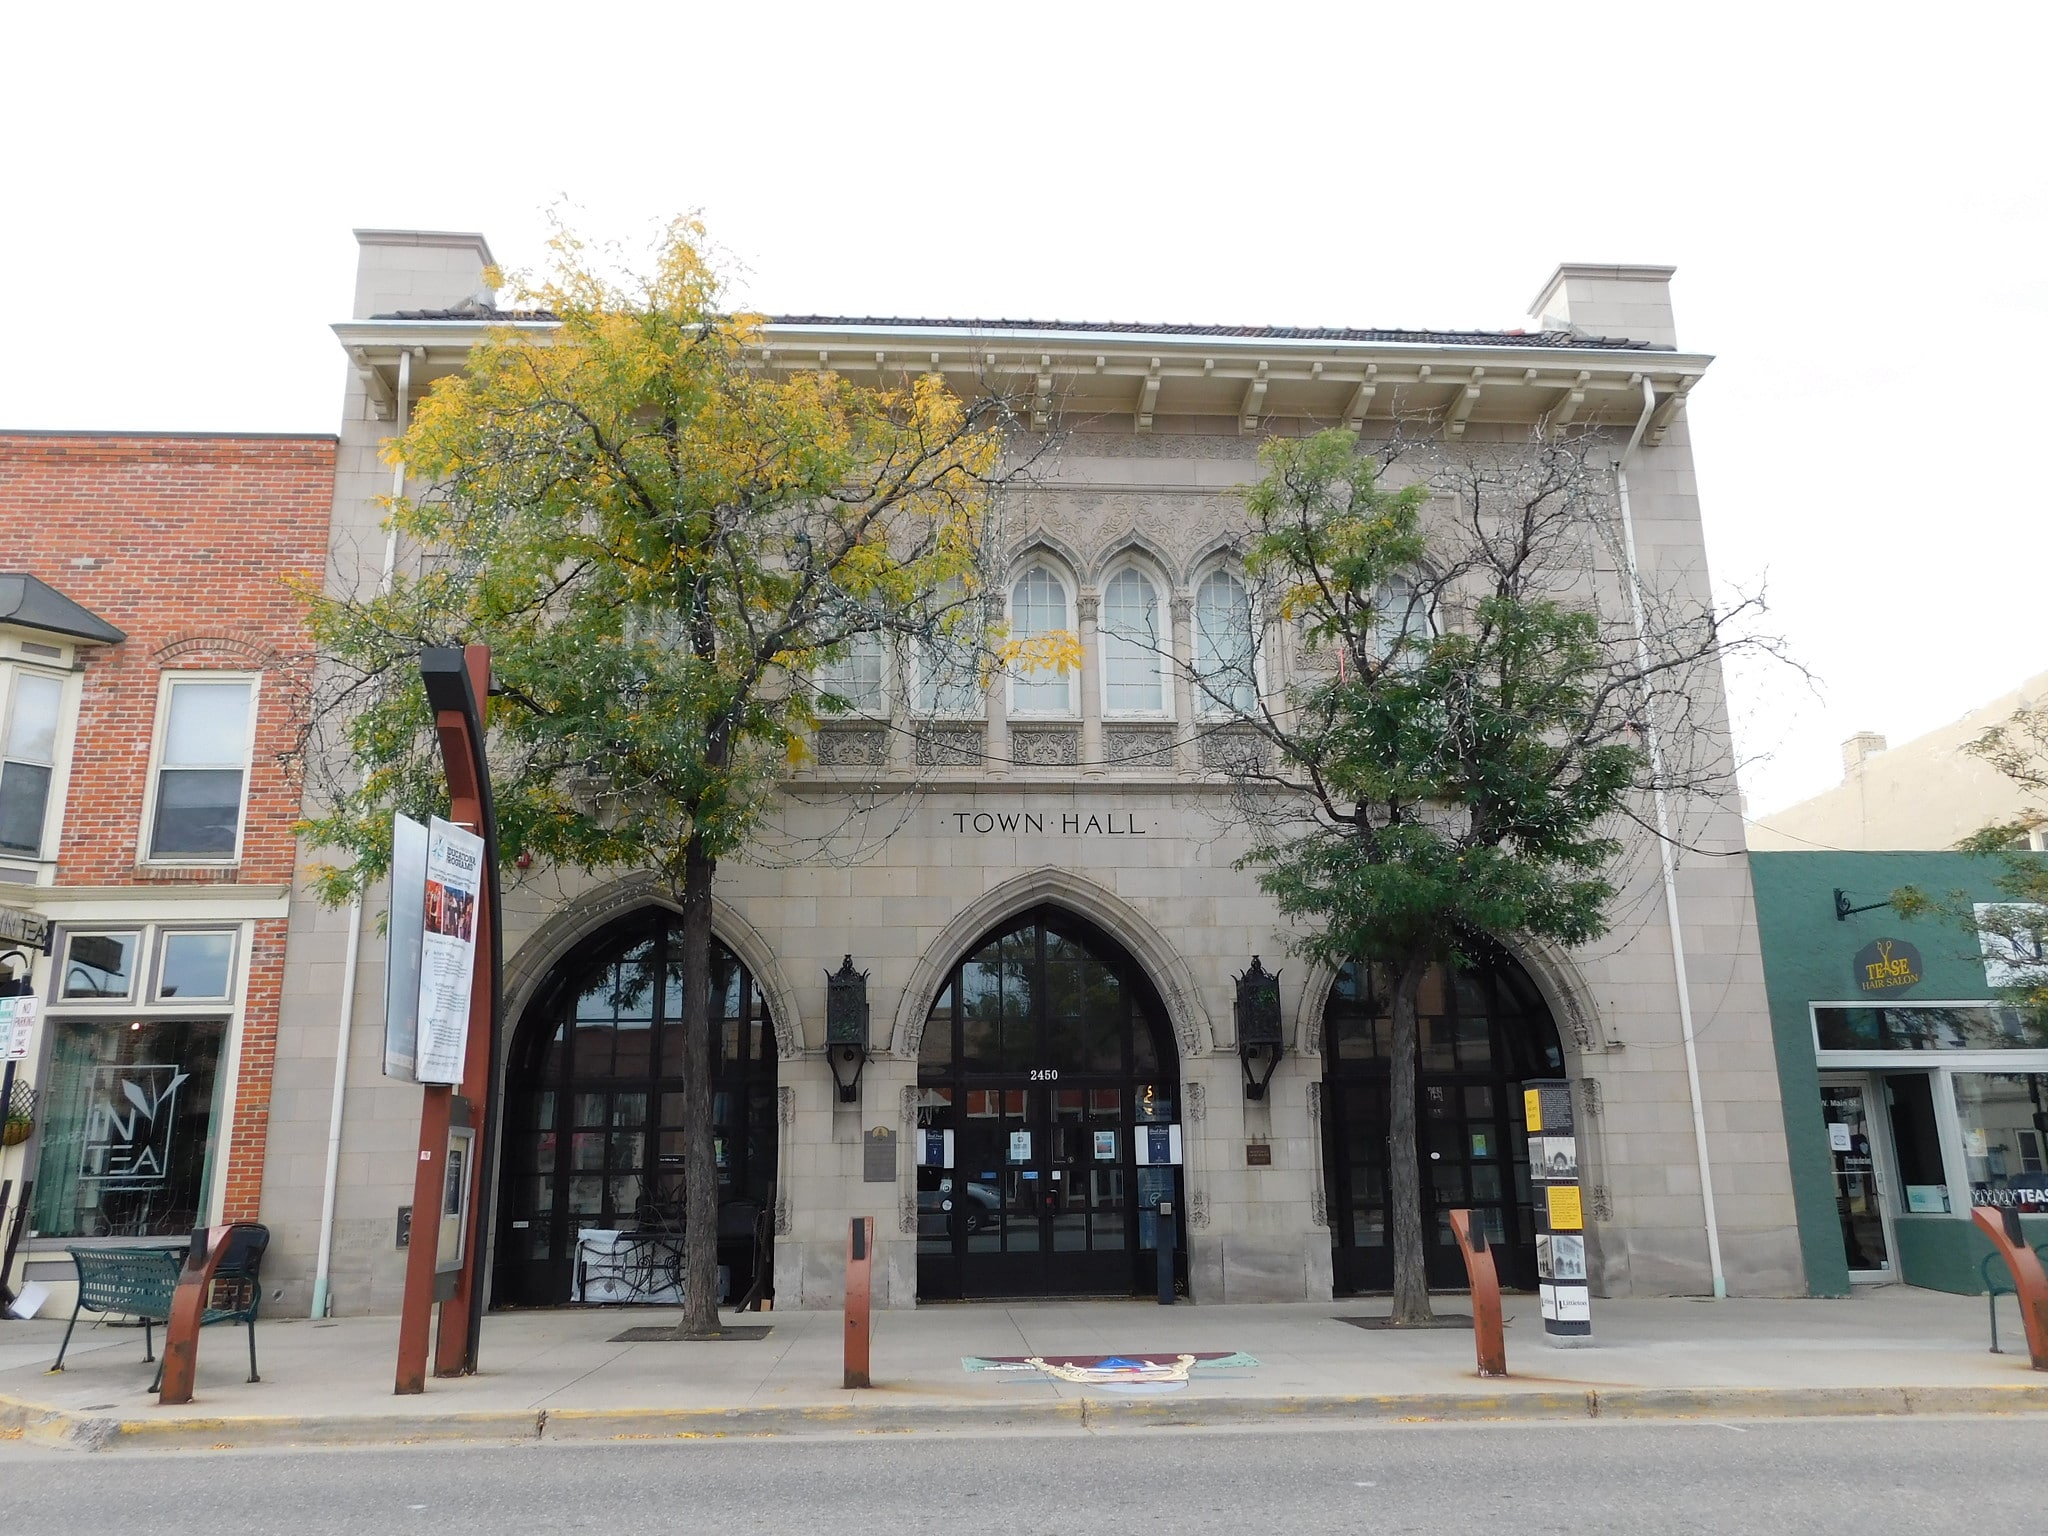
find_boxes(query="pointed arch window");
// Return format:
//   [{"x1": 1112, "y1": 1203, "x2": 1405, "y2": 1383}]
[
  {"x1": 1368, "y1": 574, "x2": 1431, "y2": 663},
  {"x1": 1008, "y1": 565, "x2": 1073, "y2": 715},
  {"x1": 1100, "y1": 568, "x2": 1166, "y2": 716},
  {"x1": 1193, "y1": 569, "x2": 1257, "y2": 715}
]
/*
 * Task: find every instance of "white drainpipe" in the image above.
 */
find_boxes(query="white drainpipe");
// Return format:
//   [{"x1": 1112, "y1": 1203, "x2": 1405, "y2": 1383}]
[
  {"x1": 1613, "y1": 374, "x2": 1727, "y2": 1300},
  {"x1": 311, "y1": 347, "x2": 413, "y2": 1318}
]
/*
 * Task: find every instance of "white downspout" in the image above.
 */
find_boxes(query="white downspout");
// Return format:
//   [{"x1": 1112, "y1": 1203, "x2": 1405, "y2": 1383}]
[
  {"x1": 311, "y1": 347, "x2": 413, "y2": 1318},
  {"x1": 1614, "y1": 374, "x2": 1727, "y2": 1300}
]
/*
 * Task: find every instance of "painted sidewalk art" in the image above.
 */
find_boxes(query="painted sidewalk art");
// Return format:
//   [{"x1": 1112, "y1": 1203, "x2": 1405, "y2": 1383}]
[{"x1": 961, "y1": 1351, "x2": 1260, "y2": 1395}]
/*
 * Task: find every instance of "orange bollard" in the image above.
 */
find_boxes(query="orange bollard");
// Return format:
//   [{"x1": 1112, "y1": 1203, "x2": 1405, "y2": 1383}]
[
  {"x1": 157, "y1": 1225, "x2": 232, "y2": 1406},
  {"x1": 1445, "y1": 1208, "x2": 1508, "y2": 1378},
  {"x1": 1972, "y1": 1205, "x2": 2048, "y2": 1370},
  {"x1": 844, "y1": 1216, "x2": 873, "y2": 1389}
]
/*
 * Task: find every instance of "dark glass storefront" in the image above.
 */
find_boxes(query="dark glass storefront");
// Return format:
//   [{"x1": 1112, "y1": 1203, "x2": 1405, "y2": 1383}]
[
  {"x1": 1320, "y1": 946, "x2": 1564, "y2": 1294},
  {"x1": 915, "y1": 905, "x2": 1181, "y2": 1300},
  {"x1": 493, "y1": 911, "x2": 777, "y2": 1308}
]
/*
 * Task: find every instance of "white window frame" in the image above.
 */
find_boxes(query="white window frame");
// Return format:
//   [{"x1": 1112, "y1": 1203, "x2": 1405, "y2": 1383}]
[
  {"x1": 56, "y1": 928, "x2": 148, "y2": 1006},
  {"x1": 150, "y1": 926, "x2": 241, "y2": 1005},
  {"x1": 1005, "y1": 564, "x2": 1078, "y2": 719},
  {"x1": 812, "y1": 633, "x2": 891, "y2": 720},
  {"x1": 138, "y1": 670, "x2": 261, "y2": 866},
  {"x1": 1097, "y1": 563, "x2": 1173, "y2": 722},
  {"x1": 1190, "y1": 564, "x2": 1264, "y2": 719},
  {"x1": 0, "y1": 657, "x2": 82, "y2": 867},
  {"x1": 907, "y1": 635, "x2": 986, "y2": 720},
  {"x1": 1808, "y1": 999, "x2": 2048, "y2": 1222}
]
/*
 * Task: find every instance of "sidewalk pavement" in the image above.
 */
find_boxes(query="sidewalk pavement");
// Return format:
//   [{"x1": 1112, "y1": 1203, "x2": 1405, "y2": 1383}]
[{"x1": 4, "y1": 1287, "x2": 2045, "y2": 1451}]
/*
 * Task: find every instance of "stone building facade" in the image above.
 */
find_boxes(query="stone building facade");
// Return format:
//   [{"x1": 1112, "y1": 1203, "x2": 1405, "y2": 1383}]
[
  {"x1": 0, "y1": 432, "x2": 334, "y2": 1306},
  {"x1": 261, "y1": 232, "x2": 1803, "y2": 1316}
]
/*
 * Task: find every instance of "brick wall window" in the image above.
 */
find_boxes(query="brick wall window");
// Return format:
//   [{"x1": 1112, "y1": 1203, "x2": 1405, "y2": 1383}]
[
  {"x1": 0, "y1": 665, "x2": 69, "y2": 856},
  {"x1": 143, "y1": 673, "x2": 257, "y2": 862}
]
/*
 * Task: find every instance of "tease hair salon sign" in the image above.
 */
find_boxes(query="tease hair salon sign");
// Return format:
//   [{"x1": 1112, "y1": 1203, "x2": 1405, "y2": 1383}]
[
  {"x1": 949, "y1": 809, "x2": 1149, "y2": 837},
  {"x1": 1853, "y1": 937, "x2": 1922, "y2": 996}
]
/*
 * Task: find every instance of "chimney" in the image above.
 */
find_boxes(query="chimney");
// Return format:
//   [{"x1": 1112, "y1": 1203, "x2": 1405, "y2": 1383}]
[
  {"x1": 1529, "y1": 264, "x2": 1679, "y2": 348},
  {"x1": 351, "y1": 229, "x2": 499, "y2": 321},
  {"x1": 1842, "y1": 732, "x2": 1888, "y2": 779}
]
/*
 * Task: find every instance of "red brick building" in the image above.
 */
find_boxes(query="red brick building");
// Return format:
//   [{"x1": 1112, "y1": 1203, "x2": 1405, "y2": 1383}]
[{"x1": 0, "y1": 432, "x2": 334, "y2": 1300}]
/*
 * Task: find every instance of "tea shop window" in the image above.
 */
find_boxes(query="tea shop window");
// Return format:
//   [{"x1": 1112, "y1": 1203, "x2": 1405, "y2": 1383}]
[{"x1": 31, "y1": 926, "x2": 243, "y2": 1240}]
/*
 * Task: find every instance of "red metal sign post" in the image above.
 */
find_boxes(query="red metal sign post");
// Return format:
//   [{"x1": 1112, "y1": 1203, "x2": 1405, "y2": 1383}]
[
  {"x1": 1445, "y1": 1208, "x2": 1508, "y2": 1378},
  {"x1": 844, "y1": 1217, "x2": 873, "y2": 1389},
  {"x1": 1972, "y1": 1204, "x2": 2048, "y2": 1370},
  {"x1": 395, "y1": 645, "x2": 502, "y2": 1394}
]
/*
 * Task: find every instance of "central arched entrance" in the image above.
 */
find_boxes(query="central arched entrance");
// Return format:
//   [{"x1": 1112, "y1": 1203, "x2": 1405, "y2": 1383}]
[
  {"x1": 915, "y1": 904, "x2": 1181, "y2": 1300},
  {"x1": 1321, "y1": 943, "x2": 1566, "y2": 1295},
  {"x1": 493, "y1": 909, "x2": 779, "y2": 1309}
]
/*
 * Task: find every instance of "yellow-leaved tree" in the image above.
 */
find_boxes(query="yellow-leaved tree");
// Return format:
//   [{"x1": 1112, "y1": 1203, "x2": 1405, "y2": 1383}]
[{"x1": 300, "y1": 217, "x2": 1071, "y2": 1335}]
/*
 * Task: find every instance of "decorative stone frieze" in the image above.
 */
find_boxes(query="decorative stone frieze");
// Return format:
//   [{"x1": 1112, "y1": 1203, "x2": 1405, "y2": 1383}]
[
  {"x1": 915, "y1": 725, "x2": 984, "y2": 767},
  {"x1": 1010, "y1": 727, "x2": 1080, "y2": 767},
  {"x1": 1104, "y1": 725, "x2": 1175, "y2": 767},
  {"x1": 816, "y1": 727, "x2": 888, "y2": 767}
]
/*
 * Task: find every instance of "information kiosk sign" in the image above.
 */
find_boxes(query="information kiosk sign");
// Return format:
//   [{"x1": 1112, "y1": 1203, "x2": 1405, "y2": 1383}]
[{"x1": 1525, "y1": 1078, "x2": 1592, "y2": 1344}]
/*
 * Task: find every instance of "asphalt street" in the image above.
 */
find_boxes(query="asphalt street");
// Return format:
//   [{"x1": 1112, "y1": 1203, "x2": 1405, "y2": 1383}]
[{"x1": 3, "y1": 1416, "x2": 2039, "y2": 1534}]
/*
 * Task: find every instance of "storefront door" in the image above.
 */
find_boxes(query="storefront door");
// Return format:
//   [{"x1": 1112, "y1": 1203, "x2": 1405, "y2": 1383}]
[{"x1": 1818, "y1": 1074, "x2": 1897, "y2": 1281}]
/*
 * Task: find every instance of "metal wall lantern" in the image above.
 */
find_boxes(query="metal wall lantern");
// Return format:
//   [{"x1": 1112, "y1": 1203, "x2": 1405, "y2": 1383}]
[
  {"x1": 1235, "y1": 956, "x2": 1285, "y2": 1100},
  {"x1": 825, "y1": 955, "x2": 871, "y2": 1103}
]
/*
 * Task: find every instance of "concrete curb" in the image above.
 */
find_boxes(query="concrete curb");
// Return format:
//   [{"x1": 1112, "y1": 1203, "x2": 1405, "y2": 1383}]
[{"x1": 7, "y1": 1383, "x2": 2048, "y2": 1452}]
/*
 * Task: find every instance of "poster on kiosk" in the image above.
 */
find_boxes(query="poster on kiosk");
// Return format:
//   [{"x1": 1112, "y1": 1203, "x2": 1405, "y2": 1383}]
[{"x1": 413, "y1": 816, "x2": 485, "y2": 1085}]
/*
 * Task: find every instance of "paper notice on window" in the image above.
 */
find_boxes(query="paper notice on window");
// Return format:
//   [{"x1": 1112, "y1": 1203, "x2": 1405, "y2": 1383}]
[
  {"x1": 1828, "y1": 1122, "x2": 1853, "y2": 1153},
  {"x1": 414, "y1": 817, "x2": 484, "y2": 1085}
]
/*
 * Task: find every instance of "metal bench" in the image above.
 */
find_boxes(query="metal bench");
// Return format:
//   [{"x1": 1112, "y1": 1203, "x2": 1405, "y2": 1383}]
[
  {"x1": 56, "y1": 1225, "x2": 269, "y2": 1390},
  {"x1": 53, "y1": 1246, "x2": 182, "y2": 1373},
  {"x1": 1980, "y1": 1240, "x2": 2048, "y2": 1354}
]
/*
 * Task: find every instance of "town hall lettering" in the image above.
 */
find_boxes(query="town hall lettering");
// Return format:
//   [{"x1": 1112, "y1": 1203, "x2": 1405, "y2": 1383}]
[{"x1": 952, "y1": 811, "x2": 1148, "y2": 836}]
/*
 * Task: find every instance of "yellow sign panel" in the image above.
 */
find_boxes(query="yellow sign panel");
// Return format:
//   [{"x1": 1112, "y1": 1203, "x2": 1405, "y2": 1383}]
[
  {"x1": 1524, "y1": 1088, "x2": 1544, "y2": 1133},
  {"x1": 1547, "y1": 1185, "x2": 1583, "y2": 1231}
]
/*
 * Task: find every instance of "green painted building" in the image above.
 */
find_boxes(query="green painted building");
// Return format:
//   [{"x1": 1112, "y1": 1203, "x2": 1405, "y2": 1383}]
[{"x1": 1751, "y1": 851, "x2": 2048, "y2": 1295}]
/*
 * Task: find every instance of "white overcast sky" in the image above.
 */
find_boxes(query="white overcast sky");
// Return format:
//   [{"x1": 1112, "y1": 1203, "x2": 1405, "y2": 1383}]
[{"x1": 4, "y1": 3, "x2": 2040, "y2": 819}]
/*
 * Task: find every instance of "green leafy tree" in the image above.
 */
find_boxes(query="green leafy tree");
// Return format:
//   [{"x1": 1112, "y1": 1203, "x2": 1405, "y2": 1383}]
[
  {"x1": 300, "y1": 219, "x2": 1059, "y2": 1335},
  {"x1": 1893, "y1": 707, "x2": 2048, "y2": 1009},
  {"x1": 1218, "y1": 428, "x2": 1742, "y2": 1324}
]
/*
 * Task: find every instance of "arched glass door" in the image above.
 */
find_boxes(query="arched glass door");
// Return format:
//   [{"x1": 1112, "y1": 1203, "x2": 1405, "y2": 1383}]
[
  {"x1": 915, "y1": 906, "x2": 1180, "y2": 1299},
  {"x1": 1321, "y1": 946, "x2": 1564, "y2": 1294},
  {"x1": 494, "y1": 911, "x2": 778, "y2": 1308}
]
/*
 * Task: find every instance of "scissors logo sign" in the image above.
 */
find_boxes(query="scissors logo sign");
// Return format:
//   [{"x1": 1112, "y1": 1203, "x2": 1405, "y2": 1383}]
[{"x1": 80, "y1": 1064, "x2": 189, "y2": 1187}]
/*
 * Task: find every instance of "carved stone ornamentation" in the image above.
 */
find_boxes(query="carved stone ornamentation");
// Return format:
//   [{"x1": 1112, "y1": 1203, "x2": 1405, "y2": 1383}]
[
  {"x1": 774, "y1": 1190, "x2": 792, "y2": 1236},
  {"x1": 1185, "y1": 1081, "x2": 1206, "y2": 1124},
  {"x1": 899, "y1": 1084, "x2": 919, "y2": 1128},
  {"x1": 1077, "y1": 593, "x2": 1100, "y2": 623},
  {"x1": 777, "y1": 1086, "x2": 796, "y2": 1128},
  {"x1": 1104, "y1": 726, "x2": 1174, "y2": 767},
  {"x1": 915, "y1": 726, "x2": 984, "y2": 767},
  {"x1": 1197, "y1": 730, "x2": 1270, "y2": 771},
  {"x1": 1011, "y1": 727, "x2": 1080, "y2": 767},
  {"x1": 1590, "y1": 1185, "x2": 1614, "y2": 1222},
  {"x1": 899, "y1": 1190, "x2": 918, "y2": 1235},
  {"x1": 1309, "y1": 1184, "x2": 1328, "y2": 1229},
  {"x1": 816, "y1": 727, "x2": 888, "y2": 767},
  {"x1": 1188, "y1": 1188, "x2": 1210, "y2": 1230}
]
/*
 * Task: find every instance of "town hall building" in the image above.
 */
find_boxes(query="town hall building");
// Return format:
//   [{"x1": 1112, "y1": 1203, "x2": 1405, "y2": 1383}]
[{"x1": 257, "y1": 231, "x2": 1802, "y2": 1315}]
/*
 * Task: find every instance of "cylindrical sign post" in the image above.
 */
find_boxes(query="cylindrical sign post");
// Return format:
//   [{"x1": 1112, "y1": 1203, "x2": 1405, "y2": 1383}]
[{"x1": 1526, "y1": 1079, "x2": 1592, "y2": 1346}]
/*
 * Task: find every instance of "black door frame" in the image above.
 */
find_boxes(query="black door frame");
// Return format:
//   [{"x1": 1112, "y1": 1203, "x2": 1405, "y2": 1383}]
[
  {"x1": 915, "y1": 905, "x2": 1181, "y2": 1300},
  {"x1": 1321, "y1": 947, "x2": 1564, "y2": 1295},
  {"x1": 492, "y1": 910, "x2": 779, "y2": 1308}
]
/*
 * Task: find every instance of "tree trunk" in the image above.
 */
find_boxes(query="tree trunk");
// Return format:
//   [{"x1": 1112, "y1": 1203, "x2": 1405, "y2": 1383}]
[
  {"x1": 1386, "y1": 953, "x2": 1434, "y2": 1326},
  {"x1": 675, "y1": 832, "x2": 723, "y2": 1337}
]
